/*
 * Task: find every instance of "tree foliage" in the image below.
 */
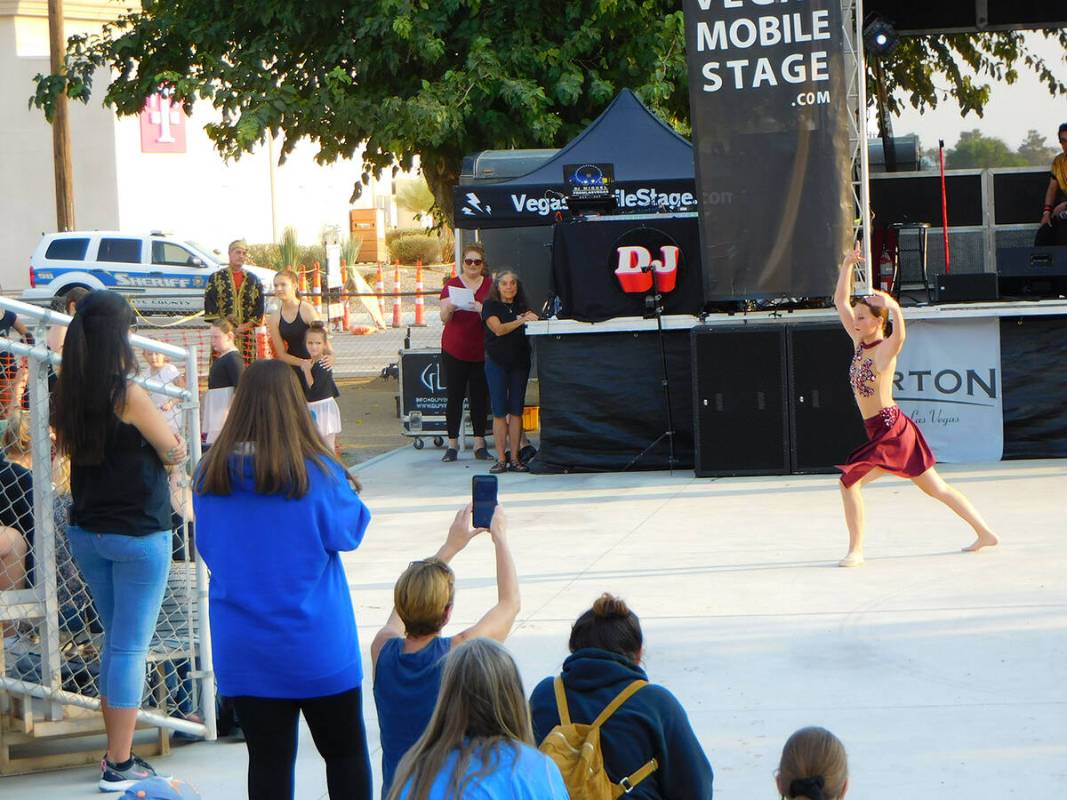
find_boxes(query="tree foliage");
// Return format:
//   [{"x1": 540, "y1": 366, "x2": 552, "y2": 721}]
[
  {"x1": 30, "y1": 4, "x2": 1067, "y2": 223},
  {"x1": 873, "y1": 30, "x2": 1067, "y2": 120},
  {"x1": 944, "y1": 130, "x2": 1026, "y2": 169},
  {"x1": 33, "y1": 1, "x2": 690, "y2": 224}
]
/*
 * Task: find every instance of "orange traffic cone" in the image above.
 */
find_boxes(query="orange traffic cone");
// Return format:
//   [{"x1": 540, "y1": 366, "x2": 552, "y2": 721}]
[
  {"x1": 392, "y1": 260, "x2": 402, "y2": 328},
  {"x1": 414, "y1": 259, "x2": 426, "y2": 327}
]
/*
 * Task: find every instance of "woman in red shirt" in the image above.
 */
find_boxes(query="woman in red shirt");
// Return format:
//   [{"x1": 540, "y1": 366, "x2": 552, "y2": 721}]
[{"x1": 438, "y1": 243, "x2": 492, "y2": 461}]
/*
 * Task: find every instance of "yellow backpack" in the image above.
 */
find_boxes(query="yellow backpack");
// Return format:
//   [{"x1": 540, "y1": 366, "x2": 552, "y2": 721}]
[{"x1": 539, "y1": 677, "x2": 659, "y2": 799}]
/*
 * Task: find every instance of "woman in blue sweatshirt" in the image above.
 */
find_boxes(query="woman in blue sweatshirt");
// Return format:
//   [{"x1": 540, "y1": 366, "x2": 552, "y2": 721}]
[
  {"x1": 530, "y1": 593, "x2": 715, "y2": 800},
  {"x1": 193, "y1": 360, "x2": 373, "y2": 800}
]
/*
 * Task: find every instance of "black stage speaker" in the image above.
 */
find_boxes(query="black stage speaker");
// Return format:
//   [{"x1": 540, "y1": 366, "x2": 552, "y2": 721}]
[
  {"x1": 934, "y1": 273, "x2": 999, "y2": 303},
  {"x1": 787, "y1": 325, "x2": 869, "y2": 473},
  {"x1": 997, "y1": 247, "x2": 1067, "y2": 298},
  {"x1": 691, "y1": 326, "x2": 788, "y2": 477}
]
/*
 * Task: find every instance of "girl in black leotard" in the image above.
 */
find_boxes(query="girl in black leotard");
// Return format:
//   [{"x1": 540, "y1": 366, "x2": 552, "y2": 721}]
[
  {"x1": 203, "y1": 318, "x2": 243, "y2": 446},
  {"x1": 267, "y1": 268, "x2": 333, "y2": 380},
  {"x1": 302, "y1": 322, "x2": 341, "y2": 452}
]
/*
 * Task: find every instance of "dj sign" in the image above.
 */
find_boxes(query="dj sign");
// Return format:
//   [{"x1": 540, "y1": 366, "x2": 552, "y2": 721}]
[{"x1": 613, "y1": 228, "x2": 683, "y2": 295}]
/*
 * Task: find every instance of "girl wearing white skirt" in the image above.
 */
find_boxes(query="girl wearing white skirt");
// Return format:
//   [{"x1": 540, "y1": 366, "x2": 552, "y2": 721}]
[
  {"x1": 203, "y1": 318, "x2": 244, "y2": 446},
  {"x1": 301, "y1": 322, "x2": 341, "y2": 452}
]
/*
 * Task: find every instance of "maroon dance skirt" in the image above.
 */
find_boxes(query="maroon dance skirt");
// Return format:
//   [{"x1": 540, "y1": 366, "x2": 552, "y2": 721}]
[{"x1": 837, "y1": 406, "x2": 936, "y2": 488}]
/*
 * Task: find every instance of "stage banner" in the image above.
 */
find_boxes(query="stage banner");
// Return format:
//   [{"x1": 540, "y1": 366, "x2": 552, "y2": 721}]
[
  {"x1": 682, "y1": 0, "x2": 852, "y2": 300},
  {"x1": 894, "y1": 318, "x2": 1003, "y2": 463}
]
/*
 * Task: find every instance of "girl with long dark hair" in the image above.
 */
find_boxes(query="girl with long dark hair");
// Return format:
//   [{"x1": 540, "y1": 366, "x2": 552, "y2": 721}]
[
  {"x1": 833, "y1": 248, "x2": 999, "y2": 567},
  {"x1": 193, "y1": 360, "x2": 373, "y2": 800},
  {"x1": 481, "y1": 270, "x2": 539, "y2": 473},
  {"x1": 52, "y1": 290, "x2": 186, "y2": 791}
]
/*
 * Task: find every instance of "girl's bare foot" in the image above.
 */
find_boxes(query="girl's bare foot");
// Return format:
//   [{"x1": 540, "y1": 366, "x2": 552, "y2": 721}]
[
  {"x1": 962, "y1": 531, "x2": 999, "y2": 552},
  {"x1": 838, "y1": 552, "x2": 864, "y2": 568}
]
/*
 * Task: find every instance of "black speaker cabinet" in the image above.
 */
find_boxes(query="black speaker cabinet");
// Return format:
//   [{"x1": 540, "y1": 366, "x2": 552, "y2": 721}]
[
  {"x1": 691, "y1": 326, "x2": 789, "y2": 477},
  {"x1": 997, "y1": 247, "x2": 1067, "y2": 298},
  {"x1": 788, "y1": 325, "x2": 869, "y2": 473},
  {"x1": 934, "y1": 272, "x2": 1000, "y2": 304}
]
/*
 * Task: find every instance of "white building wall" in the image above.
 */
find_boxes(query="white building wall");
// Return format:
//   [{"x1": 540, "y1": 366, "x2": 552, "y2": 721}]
[
  {"x1": 1, "y1": 2, "x2": 407, "y2": 288},
  {"x1": 0, "y1": 14, "x2": 120, "y2": 289}
]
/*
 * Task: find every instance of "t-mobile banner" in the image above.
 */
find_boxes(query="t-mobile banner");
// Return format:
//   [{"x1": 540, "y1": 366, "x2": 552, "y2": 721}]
[
  {"x1": 894, "y1": 318, "x2": 1003, "y2": 463},
  {"x1": 683, "y1": 0, "x2": 852, "y2": 300}
]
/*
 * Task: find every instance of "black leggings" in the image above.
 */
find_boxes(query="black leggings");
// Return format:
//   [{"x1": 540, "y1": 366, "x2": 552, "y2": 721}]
[
  {"x1": 1035, "y1": 215, "x2": 1067, "y2": 246},
  {"x1": 232, "y1": 687, "x2": 373, "y2": 800},
  {"x1": 441, "y1": 351, "x2": 488, "y2": 439}
]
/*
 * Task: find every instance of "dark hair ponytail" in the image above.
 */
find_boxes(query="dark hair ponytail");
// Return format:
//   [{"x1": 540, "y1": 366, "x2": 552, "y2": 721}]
[
  {"x1": 568, "y1": 593, "x2": 643, "y2": 661},
  {"x1": 53, "y1": 290, "x2": 137, "y2": 465}
]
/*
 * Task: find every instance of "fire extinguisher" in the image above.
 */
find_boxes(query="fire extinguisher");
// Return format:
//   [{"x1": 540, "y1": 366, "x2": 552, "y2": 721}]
[{"x1": 878, "y1": 247, "x2": 894, "y2": 294}]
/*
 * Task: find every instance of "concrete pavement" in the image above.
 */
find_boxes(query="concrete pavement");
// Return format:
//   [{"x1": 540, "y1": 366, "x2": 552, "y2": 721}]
[{"x1": 5, "y1": 449, "x2": 1064, "y2": 798}]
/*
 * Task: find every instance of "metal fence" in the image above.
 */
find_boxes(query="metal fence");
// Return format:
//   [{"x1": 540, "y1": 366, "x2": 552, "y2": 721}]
[{"x1": 0, "y1": 296, "x2": 214, "y2": 771}]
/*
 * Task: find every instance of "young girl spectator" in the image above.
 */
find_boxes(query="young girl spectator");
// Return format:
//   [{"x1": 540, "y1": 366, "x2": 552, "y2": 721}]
[
  {"x1": 202, "y1": 317, "x2": 243, "y2": 447},
  {"x1": 0, "y1": 412, "x2": 34, "y2": 646},
  {"x1": 481, "y1": 270, "x2": 538, "y2": 473},
  {"x1": 371, "y1": 504, "x2": 520, "y2": 797},
  {"x1": 267, "y1": 268, "x2": 333, "y2": 379},
  {"x1": 53, "y1": 290, "x2": 185, "y2": 791},
  {"x1": 529, "y1": 593, "x2": 715, "y2": 799},
  {"x1": 388, "y1": 638, "x2": 567, "y2": 800},
  {"x1": 302, "y1": 322, "x2": 341, "y2": 452},
  {"x1": 438, "y1": 243, "x2": 492, "y2": 462},
  {"x1": 776, "y1": 727, "x2": 849, "y2": 800},
  {"x1": 193, "y1": 359, "x2": 373, "y2": 800},
  {"x1": 142, "y1": 350, "x2": 183, "y2": 433}
]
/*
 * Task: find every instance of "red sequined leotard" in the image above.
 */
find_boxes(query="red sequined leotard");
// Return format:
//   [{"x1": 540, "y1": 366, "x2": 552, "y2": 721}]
[{"x1": 848, "y1": 339, "x2": 881, "y2": 397}]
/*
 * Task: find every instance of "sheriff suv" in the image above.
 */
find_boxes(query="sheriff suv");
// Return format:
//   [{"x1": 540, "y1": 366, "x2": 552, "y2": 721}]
[{"x1": 24, "y1": 231, "x2": 275, "y2": 314}]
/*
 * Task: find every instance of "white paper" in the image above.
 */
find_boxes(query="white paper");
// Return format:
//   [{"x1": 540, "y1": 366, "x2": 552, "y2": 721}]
[{"x1": 448, "y1": 285, "x2": 476, "y2": 311}]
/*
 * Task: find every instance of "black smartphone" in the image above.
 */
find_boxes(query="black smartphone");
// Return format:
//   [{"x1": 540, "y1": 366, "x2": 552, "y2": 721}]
[{"x1": 472, "y1": 475, "x2": 498, "y2": 530}]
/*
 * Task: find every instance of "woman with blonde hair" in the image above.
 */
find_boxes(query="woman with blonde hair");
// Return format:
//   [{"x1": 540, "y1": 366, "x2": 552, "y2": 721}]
[
  {"x1": 438, "y1": 242, "x2": 492, "y2": 462},
  {"x1": 388, "y1": 638, "x2": 567, "y2": 800},
  {"x1": 776, "y1": 727, "x2": 848, "y2": 800},
  {"x1": 371, "y1": 505, "x2": 519, "y2": 797},
  {"x1": 193, "y1": 359, "x2": 372, "y2": 800}
]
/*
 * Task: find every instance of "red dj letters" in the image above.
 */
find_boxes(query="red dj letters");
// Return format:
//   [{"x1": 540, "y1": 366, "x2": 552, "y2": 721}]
[{"x1": 614, "y1": 245, "x2": 680, "y2": 294}]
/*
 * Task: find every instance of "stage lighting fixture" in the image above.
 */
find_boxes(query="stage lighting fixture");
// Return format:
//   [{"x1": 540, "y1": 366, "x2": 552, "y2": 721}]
[{"x1": 863, "y1": 17, "x2": 899, "y2": 56}]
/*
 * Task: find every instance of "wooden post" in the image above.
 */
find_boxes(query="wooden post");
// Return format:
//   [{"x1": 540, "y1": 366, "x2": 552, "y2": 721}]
[{"x1": 48, "y1": 0, "x2": 75, "y2": 231}]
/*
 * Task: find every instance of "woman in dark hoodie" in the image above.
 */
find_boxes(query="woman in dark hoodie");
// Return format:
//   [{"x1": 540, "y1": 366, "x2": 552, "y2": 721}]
[{"x1": 530, "y1": 593, "x2": 714, "y2": 799}]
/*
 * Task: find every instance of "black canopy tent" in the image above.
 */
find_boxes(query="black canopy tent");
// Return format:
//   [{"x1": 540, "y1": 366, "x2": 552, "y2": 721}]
[{"x1": 453, "y1": 89, "x2": 697, "y2": 231}]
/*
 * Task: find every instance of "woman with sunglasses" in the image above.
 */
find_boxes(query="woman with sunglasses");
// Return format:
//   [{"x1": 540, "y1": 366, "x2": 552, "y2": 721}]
[{"x1": 438, "y1": 244, "x2": 492, "y2": 462}]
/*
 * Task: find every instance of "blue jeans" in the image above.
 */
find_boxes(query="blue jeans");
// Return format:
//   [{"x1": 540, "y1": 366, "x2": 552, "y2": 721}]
[
  {"x1": 484, "y1": 356, "x2": 530, "y2": 418},
  {"x1": 67, "y1": 527, "x2": 170, "y2": 709}
]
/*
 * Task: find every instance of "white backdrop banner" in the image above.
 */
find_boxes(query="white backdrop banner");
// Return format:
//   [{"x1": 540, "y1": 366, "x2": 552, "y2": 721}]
[{"x1": 894, "y1": 317, "x2": 1003, "y2": 463}]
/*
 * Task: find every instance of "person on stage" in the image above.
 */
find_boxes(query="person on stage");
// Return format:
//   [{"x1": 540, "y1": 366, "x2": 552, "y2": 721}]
[
  {"x1": 833, "y1": 248, "x2": 999, "y2": 567},
  {"x1": 1036, "y1": 123, "x2": 1067, "y2": 247}
]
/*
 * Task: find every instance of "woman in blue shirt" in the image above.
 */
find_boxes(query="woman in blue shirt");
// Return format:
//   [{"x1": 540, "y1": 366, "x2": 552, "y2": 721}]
[
  {"x1": 388, "y1": 638, "x2": 567, "y2": 800},
  {"x1": 193, "y1": 360, "x2": 373, "y2": 800}
]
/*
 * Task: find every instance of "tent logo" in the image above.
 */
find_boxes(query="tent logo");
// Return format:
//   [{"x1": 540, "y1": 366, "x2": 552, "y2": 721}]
[
  {"x1": 612, "y1": 228, "x2": 682, "y2": 295},
  {"x1": 461, "y1": 192, "x2": 492, "y2": 217}
]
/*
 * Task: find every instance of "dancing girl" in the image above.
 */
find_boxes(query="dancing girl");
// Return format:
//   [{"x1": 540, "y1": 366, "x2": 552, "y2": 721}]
[{"x1": 833, "y1": 248, "x2": 999, "y2": 567}]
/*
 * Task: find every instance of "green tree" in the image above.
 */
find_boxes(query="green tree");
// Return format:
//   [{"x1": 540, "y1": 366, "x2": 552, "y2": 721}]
[
  {"x1": 30, "y1": 7, "x2": 1067, "y2": 221},
  {"x1": 1016, "y1": 129, "x2": 1058, "y2": 166},
  {"x1": 945, "y1": 130, "x2": 1026, "y2": 169},
  {"x1": 33, "y1": 1, "x2": 690, "y2": 224},
  {"x1": 395, "y1": 177, "x2": 435, "y2": 220},
  {"x1": 874, "y1": 31, "x2": 1067, "y2": 120}
]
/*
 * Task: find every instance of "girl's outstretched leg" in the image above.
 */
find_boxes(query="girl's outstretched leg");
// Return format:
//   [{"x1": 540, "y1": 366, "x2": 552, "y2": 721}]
[
  {"x1": 838, "y1": 468, "x2": 886, "y2": 567},
  {"x1": 911, "y1": 468, "x2": 999, "y2": 552}
]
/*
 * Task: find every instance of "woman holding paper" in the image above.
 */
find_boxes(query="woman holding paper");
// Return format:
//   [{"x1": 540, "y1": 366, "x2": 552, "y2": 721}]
[{"x1": 438, "y1": 243, "x2": 492, "y2": 462}]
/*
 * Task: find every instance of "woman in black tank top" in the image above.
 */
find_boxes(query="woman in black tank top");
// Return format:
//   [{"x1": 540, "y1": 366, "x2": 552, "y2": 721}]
[
  {"x1": 267, "y1": 268, "x2": 335, "y2": 395},
  {"x1": 52, "y1": 290, "x2": 188, "y2": 790}
]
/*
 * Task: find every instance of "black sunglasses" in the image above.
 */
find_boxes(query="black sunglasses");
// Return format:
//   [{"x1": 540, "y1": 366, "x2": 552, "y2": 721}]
[{"x1": 463, "y1": 258, "x2": 483, "y2": 266}]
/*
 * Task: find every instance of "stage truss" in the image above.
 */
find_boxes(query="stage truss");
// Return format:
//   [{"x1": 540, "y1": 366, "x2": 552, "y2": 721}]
[{"x1": 843, "y1": 0, "x2": 874, "y2": 293}]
